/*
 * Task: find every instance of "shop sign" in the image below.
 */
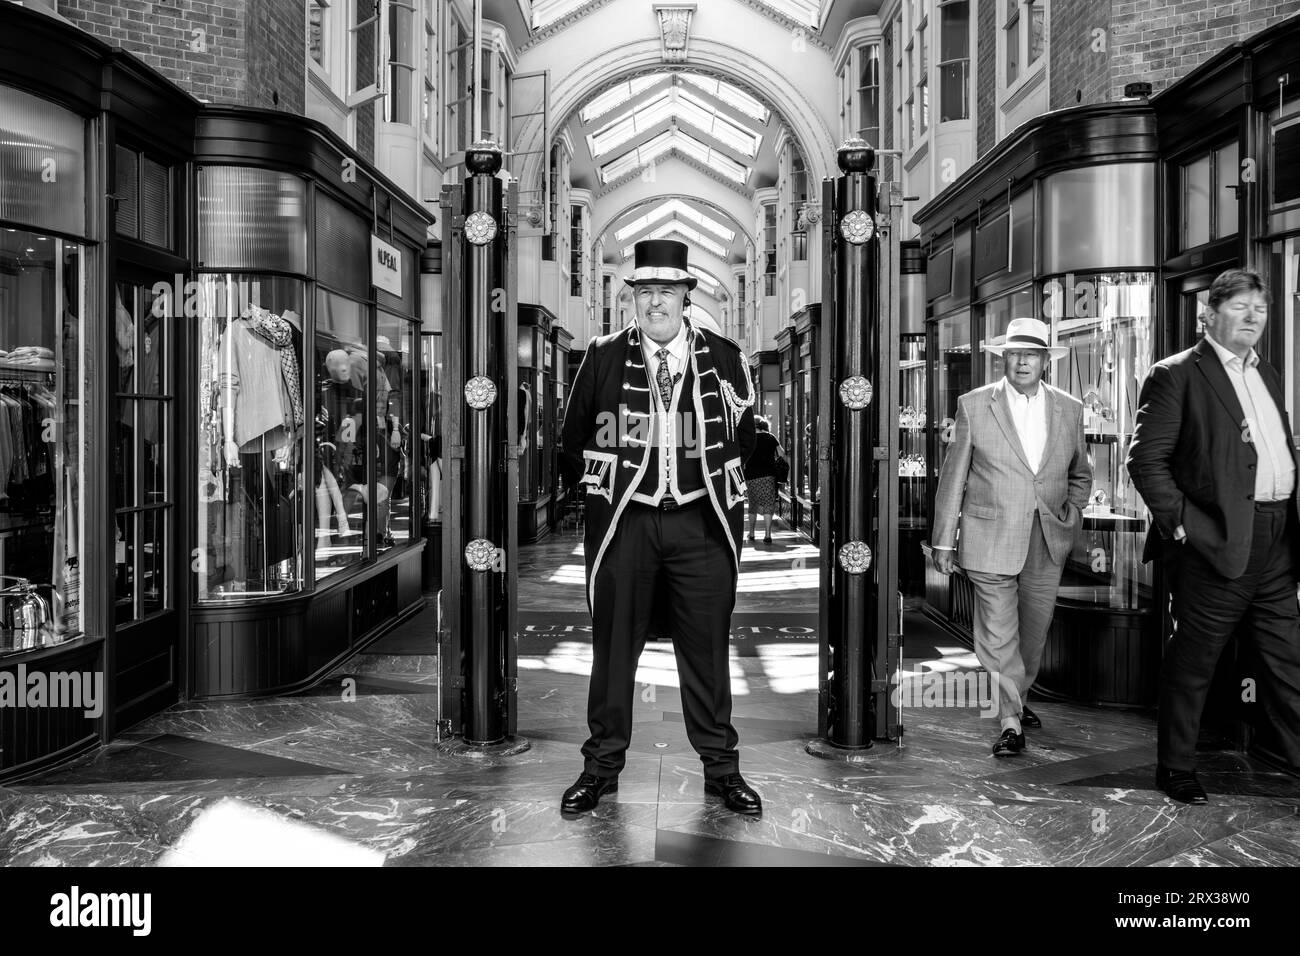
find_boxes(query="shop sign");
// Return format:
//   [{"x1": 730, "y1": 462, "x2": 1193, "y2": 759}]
[{"x1": 371, "y1": 235, "x2": 403, "y2": 297}]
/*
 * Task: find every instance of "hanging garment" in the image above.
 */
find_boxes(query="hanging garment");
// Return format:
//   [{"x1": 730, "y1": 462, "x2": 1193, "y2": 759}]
[{"x1": 217, "y1": 316, "x2": 298, "y2": 450}]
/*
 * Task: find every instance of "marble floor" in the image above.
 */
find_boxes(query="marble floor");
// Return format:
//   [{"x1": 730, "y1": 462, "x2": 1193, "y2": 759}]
[{"x1": 1, "y1": 521, "x2": 1297, "y2": 866}]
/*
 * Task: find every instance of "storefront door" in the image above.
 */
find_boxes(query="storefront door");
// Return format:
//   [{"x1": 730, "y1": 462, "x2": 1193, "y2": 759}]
[{"x1": 110, "y1": 272, "x2": 178, "y2": 731}]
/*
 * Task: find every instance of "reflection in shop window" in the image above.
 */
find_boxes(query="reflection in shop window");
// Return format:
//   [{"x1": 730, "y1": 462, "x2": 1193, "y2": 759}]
[
  {"x1": 421, "y1": 333, "x2": 442, "y2": 523},
  {"x1": 315, "y1": 290, "x2": 371, "y2": 578},
  {"x1": 0, "y1": 232, "x2": 83, "y2": 651},
  {"x1": 195, "y1": 275, "x2": 305, "y2": 600},
  {"x1": 377, "y1": 313, "x2": 415, "y2": 552}
]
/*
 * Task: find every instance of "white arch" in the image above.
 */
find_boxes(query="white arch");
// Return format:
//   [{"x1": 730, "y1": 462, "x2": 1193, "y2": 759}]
[{"x1": 513, "y1": 37, "x2": 837, "y2": 226}]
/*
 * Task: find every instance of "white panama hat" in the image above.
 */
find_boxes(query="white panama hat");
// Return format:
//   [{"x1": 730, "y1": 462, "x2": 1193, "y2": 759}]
[{"x1": 982, "y1": 317, "x2": 1069, "y2": 360}]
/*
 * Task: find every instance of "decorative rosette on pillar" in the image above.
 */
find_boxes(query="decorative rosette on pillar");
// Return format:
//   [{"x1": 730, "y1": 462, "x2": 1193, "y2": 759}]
[
  {"x1": 838, "y1": 375, "x2": 874, "y2": 410},
  {"x1": 464, "y1": 538, "x2": 498, "y2": 573},
  {"x1": 464, "y1": 375, "x2": 498, "y2": 409},
  {"x1": 837, "y1": 541, "x2": 873, "y2": 575}
]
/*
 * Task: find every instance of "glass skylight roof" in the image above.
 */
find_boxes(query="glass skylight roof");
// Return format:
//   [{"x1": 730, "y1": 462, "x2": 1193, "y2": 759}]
[
  {"x1": 587, "y1": 87, "x2": 761, "y2": 160},
  {"x1": 598, "y1": 128, "x2": 749, "y2": 185},
  {"x1": 580, "y1": 74, "x2": 672, "y2": 125},
  {"x1": 622, "y1": 221, "x2": 728, "y2": 260},
  {"x1": 614, "y1": 199, "x2": 735, "y2": 244},
  {"x1": 677, "y1": 74, "x2": 770, "y2": 124},
  {"x1": 688, "y1": 267, "x2": 720, "y2": 293}
]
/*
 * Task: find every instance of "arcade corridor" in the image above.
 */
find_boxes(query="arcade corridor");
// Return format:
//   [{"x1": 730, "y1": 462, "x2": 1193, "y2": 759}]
[{"x1": 1, "y1": 521, "x2": 1297, "y2": 867}]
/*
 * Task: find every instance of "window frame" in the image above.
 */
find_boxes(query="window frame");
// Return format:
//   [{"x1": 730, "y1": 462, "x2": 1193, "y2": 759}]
[{"x1": 937, "y1": 0, "x2": 971, "y2": 123}]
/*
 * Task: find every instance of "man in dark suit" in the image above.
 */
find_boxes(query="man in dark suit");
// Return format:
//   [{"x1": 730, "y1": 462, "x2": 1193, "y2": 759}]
[
  {"x1": 558, "y1": 239, "x2": 761, "y2": 816},
  {"x1": 1127, "y1": 268, "x2": 1300, "y2": 804}
]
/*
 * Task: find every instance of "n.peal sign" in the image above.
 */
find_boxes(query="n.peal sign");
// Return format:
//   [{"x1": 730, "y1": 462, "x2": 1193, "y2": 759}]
[{"x1": 371, "y1": 234, "x2": 403, "y2": 297}]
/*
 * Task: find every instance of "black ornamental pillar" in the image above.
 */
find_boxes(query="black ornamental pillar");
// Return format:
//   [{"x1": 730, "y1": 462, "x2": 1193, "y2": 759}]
[
  {"x1": 810, "y1": 139, "x2": 901, "y2": 757},
  {"x1": 438, "y1": 141, "x2": 526, "y2": 754}
]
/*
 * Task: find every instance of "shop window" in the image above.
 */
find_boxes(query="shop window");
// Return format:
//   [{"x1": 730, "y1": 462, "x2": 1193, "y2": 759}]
[
  {"x1": 1179, "y1": 141, "x2": 1239, "y2": 250},
  {"x1": 0, "y1": 86, "x2": 86, "y2": 238},
  {"x1": 113, "y1": 281, "x2": 172, "y2": 624},
  {"x1": 387, "y1": 0, "x2": 417, "y2": 124},
  {"x1": 315, "y1": 290, "x2": 371, "y2": 579},
  {"x1": 0, "y1": 233, "x2": 84, "y2": 650},
  {"x1": 376, "y1": 313, "x2": 414, "y2": 552},
  {"x1": 1273, "y1": 120, "x2": 1300, "y2": 207},
  {"x1": 978, "y1": 287, "x2": 1037, "y2": 382},
  {"x1": 934, "y1": 310, "x2": 972, "y2": 479},
  {"x1": 194, "y1": 276, "x2": 306, "y2": 600},
  {"x1": 316, "y1": 192, "x2": 371, "y2": 299},
  {"x1": 1043, "y1": 164, "x2": 1155, "y2": 273},
  {"x1": 420, "y1": 332, "x2": 443, "y2": 524},
  {"x1": 1046, "y1": 271, "x2": 1156, "y2": 610},
  {"x1": 939, "y1": 1, "x2": 970, "y2": 122}
]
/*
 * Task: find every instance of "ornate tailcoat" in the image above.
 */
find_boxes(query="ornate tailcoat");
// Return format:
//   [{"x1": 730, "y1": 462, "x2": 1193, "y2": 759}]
[{"x1": 560, "y1": 320, "x2": 757, "y2": 612}]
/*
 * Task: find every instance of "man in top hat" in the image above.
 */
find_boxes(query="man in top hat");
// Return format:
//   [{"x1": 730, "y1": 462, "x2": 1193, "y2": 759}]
[
  {"x1": 558, "y1": 239, "x2": 761, "y2": 815},
  {"x1": 931, "y1": 318, "x2": 1092, "y2": 755}
]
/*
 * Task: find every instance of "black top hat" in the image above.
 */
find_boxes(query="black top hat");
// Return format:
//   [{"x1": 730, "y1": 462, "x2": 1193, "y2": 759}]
[{"x1": 623, "y1": 239, "x2": 697, "y2": 289}]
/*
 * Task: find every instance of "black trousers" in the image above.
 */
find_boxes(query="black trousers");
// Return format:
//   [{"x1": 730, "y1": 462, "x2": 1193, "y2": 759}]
[
  {"x1": 1161, "y1": 502, "x2": 1300, "y2": 770},
  {"x1": 583, "y1": 501, "x2": 740, "y2": 780}
]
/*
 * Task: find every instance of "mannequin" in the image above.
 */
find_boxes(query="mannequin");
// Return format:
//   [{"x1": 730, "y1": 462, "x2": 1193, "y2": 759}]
[{"x1": 317, "y1": 348, "x2": 360, "y2": 542}]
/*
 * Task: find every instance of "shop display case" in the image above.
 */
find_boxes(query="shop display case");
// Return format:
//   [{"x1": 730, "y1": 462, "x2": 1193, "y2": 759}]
[{"x1": 898, "y1": 333, "x2": 927, "y2": 595}]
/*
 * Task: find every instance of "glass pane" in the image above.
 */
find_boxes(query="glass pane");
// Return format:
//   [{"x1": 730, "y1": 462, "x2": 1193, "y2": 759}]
[
  {"x1": 536, "y1": 367, "x2": 548, "y2": 498},
  {"x1": 138, "y1": 287, "x2": 166, "y2": 395},
  {"x1": 1043, "y1": 164, "x2": 1156, "y2": 272},
  {"x1": 518, "y1": 357, "x2": 535, "y2": 500},
  {"x1": 0, "y1": 85, "x2": 86, "y2": 237},
  {"x1": 1051, "y1": 272, "x2": 1156, "y2": 610},
  {"x1": 114, "y1": 512, "x2": 135, "y2": 625},
  {"x1": 315, "y1": 289, "x2": 369, "y2": 579},
  {"x1": 114, "y1": 284, "x2": 137, "y2": 394},
  {"x1": 140, "y1": 156, "x2": 172, "y2": 249},
  {"x1": 422, "y1": 333, "x2": 442, "y2": 523},
  {"x1": 315, "y1": 192, "x2": 370, "y2": 299},
  {"x1": 1183, "y1": 154, "x2": 1211, "y2": 249},
  {"x1": 142, "y1": 402, "x2": 165, "y2": 506},
  {"x1": 1215, "y1": 140, "x2": 1239, "y2": 239},
  {"x1": 377, "y1": 314, "x2": 413, "y2": 552},
  {"x1": 980, "y1": 288, "x2": 1037, "y2": 382},
  {"x1": 935, "y1": 310, "x2": 972, "y2": 477},
  {"x1": 0, "y1": 233, "x2": 84, "y2": 648},
  {"x1": 115, "y1": 145, "x2": 139, "y2": 239},
  {"x1": 1006, "y1": 14, "x2": 1020, "y2": 86},
  {"x1": 941, "y1": 1, "x2": 970, "y2": 58},
  {"x1": 309, "y1": 1, "x2": 326, "y2": 66},
  {"x1": 197, "y1": 274, "x2": 305, "y2": 599},
  {"x1": 198, "y1": 166, "x2": 308, "y2": 273},
  {"x1": 1029, "y1": 1, "x2": 1045, "y2": 63},
  {"x1": 939, "y1": 60, "x2": 968, "y2": 122},
  {"x1": 142, "y1": 508, "x2": 166, "y2": 616},
  {"x1": 115, "y1": 399, "x2": 136, "y2": 511}
]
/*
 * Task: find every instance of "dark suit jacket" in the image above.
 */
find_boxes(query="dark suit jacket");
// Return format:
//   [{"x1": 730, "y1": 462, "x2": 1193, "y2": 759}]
[
  {"x1": 560, "y1": 320, "x2": 757, "y2": 613},
  {"x1": 1126, "y1": 337, "x2": 1300, "y2": 579}
]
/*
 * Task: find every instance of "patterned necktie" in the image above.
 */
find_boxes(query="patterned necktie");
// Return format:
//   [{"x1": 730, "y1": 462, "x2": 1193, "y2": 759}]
[{"x1": 655, "y1": 347, "x2": 674, "y2": 410}]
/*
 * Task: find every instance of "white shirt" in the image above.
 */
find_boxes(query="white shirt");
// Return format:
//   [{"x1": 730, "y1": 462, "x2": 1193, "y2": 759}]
[
  {"x1": 1005, "y1": 382, "x2": 1048, "y2": 474},
  {"x1": 1204, "y1": 333, "x2": 1296, "y2": 501},
  {"x1": 631, "y1": 323, "x2": 708, "y2": 505}
]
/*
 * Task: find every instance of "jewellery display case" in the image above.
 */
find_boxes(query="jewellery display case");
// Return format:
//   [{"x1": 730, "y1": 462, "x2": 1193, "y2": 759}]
[{"x1": 899, "y1": 333, "x2": 927, "y2": 595}]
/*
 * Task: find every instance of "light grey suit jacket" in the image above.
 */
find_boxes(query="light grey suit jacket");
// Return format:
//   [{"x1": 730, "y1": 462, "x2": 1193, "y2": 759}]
[{"x1": 932, "y1": 379, "x2": 1092, "y2": 575}]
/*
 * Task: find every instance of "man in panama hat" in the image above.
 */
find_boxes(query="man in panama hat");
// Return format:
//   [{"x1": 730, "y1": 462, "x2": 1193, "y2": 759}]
[
  {"x1": 931, "y1": 317, "x2": 1092, "y2": 755},
  {"x1": 558, "y1": 238, "x2": 762, "y2": 816}
]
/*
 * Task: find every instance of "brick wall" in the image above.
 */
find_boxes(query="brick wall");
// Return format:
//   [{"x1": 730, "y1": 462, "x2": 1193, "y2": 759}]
[
  {"x1": 1049, "y1": 0, "x2": 1111, "y2": 110},
  {"x1": 975, "y1": 0, "x2": 996, "y2": 157},
  {"x1": 57, "y1": 0, "x2": 305, "y2": 112},
  {"x1": 246, "y1": 0, "x2": 305, "y2": 113},
  {"x1": 1109, "y1": 1, "x2": 1300, "y2": 100},
  {"x1": 58, "y1": 0, "x2": 248, "y2": 104}
]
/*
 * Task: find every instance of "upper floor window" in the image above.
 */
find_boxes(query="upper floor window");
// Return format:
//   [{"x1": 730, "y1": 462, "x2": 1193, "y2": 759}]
[
  {"x1": 790, "y1": 147, "x2": 808, "y2": 261},
  {"x1": 856, "y1": 44, "x2": 880, "y2": 146},
  {"x1": 763, "y1": 203, "x2": 777, "y2": 296},
  {"x1": 939, "y1": 1, "x2": 970, "y2": 122},
  {"x1": 423, "y1": 0, "x2": 438, "y2": 145},
  {"x1": 1004, "y1": 0, "x2": 1045, "y2": 88},
  {"x1": 444, "y1": 9, "x2": 471, "y2": 158},
  {"x1": 916, "y1": 21, "x2": 928, "y2": 136},
  {"x1": 570, "y1": 204, "x2": 584, "y2": 297},
  {"x1": 308, "y1": 0, "x2": 327, "y2": 69},
  {"x1": 387, "y1": 0, "x2": 417, "y2": 124}
]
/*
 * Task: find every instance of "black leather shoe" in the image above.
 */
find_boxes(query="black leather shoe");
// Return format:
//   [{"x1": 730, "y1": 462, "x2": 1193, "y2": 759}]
[
  {"x1": 704, "y1": 773, "x2": 763, "y2": 816},
  {"x1": 561, "y1": 772, "x2": 618, "y2": 813},
  {"x1": 1157, "y1": 765, "x2": 1208, "y2": 805},
  {"x1": 992, "y1": 728, "x2": 1026, "y2": 756},
  {"x1": 1021, "y1": 706, "x2": 1042, "y2": 729}
]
